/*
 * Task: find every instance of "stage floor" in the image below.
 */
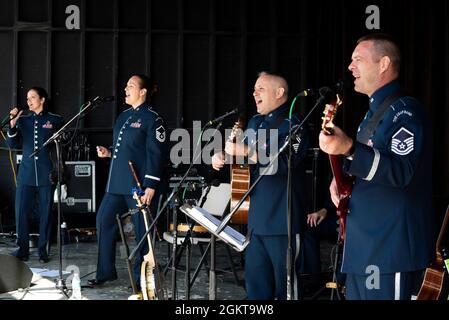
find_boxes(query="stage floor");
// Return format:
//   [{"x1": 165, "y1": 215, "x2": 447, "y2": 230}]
[
  {"x1": 0, "y1": 232, "x2": 337, "y2": 301},
  {"x1": 0, "y1": 233, "x2": 247, "y2": 300}
]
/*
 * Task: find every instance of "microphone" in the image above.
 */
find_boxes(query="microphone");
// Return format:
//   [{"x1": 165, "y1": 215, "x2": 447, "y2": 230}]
[
  {"x1": 15, "y1": 105, "x2": 28, "y2": 111},
  {"x1": 92, "y1": 96, "x2": 115, "y2": 104},
  {"x1": 296, "y1": 89, "x2": 315, "y2": 97},
  {"x1": 296, "y1": 80, "x2": 345, "y2": 97},
  {"x1": 1, "y1": 105, "x2": 28, "y2": 128},
  {"x1": 207, "y1": 108, "x2": 238, "y2": 126},
  {"x1": 319, "y1": 80, "x2": 345, "y2": 96}
]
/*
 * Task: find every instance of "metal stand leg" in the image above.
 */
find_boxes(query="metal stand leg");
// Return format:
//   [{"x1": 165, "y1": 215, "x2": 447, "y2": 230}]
[
  {"x1": 208, "y1": 235, "x2": 216, "y2": 300},
  {"x1": 170, "y1": 205, "x2": 178, "y2": 300},
  {"x1": 224, "y1": 244, "x2": 240, "y2": 286},
  {"x1": 185, "y1": 239, "x2": 191, "y2": 300},
  {"x1": 116, "y1": 214, "x2": 139, "y2": 296}
]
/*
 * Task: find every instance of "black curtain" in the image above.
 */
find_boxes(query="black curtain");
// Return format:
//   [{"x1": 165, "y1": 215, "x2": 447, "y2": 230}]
[{"x1": 296, "y1": 0, "x2": 449, "y2": 214}]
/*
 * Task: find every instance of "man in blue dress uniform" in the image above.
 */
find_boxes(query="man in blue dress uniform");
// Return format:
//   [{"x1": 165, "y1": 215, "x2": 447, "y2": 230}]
[
  {"x1": 88, "y1": 74, "x2": 168, "y2": 287},
  {"x1": 319, "y1": 34, "x2": 433, "y2": 300},
  {"x1": 7, "y1": 87, "x2": 64, "y2": 263},
  {"x1": 212, "y1": 71, "x2": 309, "y2": 299}
]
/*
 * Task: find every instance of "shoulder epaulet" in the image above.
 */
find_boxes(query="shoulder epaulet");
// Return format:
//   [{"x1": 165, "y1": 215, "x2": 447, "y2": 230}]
[
  {"x1": 48, "y1": 112, "x2": 63, "y2": 118},
  {"x1": 147, "y1": 106, "x2": 160, "y2": 117},
  {"x1": 389, "y1": 96, "x2": 415, "y2": 113}
]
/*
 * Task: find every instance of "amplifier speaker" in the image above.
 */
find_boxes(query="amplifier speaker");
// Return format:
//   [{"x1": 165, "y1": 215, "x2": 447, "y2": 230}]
[{"x1": 0, "y1": 254, "x2": 33, "y2": 294}]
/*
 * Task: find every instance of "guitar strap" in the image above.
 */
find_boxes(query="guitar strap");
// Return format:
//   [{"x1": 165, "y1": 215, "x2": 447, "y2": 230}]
[
  {"x1": 357, "y1": 91, "x2": 405, "y2": 145},
  {"x1": 267, "y1": 109, "x2": 289, "y2": 131}
]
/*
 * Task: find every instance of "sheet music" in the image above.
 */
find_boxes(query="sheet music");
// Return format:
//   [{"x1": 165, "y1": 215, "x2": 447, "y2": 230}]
[{"x1": 180, "y1": 204, "x2": 249, "y2": 252}]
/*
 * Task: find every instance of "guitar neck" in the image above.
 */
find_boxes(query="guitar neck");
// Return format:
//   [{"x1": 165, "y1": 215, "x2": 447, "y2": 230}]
[
  {"x1": 142, "y1": 208, "x2": 155, "y2": 261},
  {"x1": 134, "y1": 193, "x2": 155, "y2": 265},
  {"x1": 436, "y1": 205, "x2": 449, "y2": 252}
]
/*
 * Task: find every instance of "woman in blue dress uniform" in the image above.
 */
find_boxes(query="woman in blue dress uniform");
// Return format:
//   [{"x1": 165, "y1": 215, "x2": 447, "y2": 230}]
[
  {"x1": 88, "y1": 74, "x2": 168, "y2": 287},
  {"x1": 7, "y1": 87, "x2": 64, "y2": 263}
]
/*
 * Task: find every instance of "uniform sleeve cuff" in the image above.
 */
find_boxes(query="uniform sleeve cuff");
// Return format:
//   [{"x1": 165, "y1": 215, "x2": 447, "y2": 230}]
[
  {"x1": 144, "y1": 175, "x2": 160, "y2": 189},
  {"x1": 7, "y1": 127, "x2": 17, "y2": 138}
]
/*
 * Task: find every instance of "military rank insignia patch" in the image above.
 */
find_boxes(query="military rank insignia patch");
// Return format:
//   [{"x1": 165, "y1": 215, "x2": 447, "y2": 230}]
[
  {"x1": 391, "y1": 127, "x2": 414, "y2": 155},
  {"x1": 156, "y1": 125, "x2": 166, "y2": 142},
  {"x1": 293, "y1": 135, "x2": 301, "y2": 153},
  {"x1": 284, "y1": 135, "x2": 301, "y2": 153}
]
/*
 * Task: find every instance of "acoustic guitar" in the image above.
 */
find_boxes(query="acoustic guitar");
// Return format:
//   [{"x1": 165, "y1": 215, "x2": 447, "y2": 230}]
[
  {"x1": 416, "y1": 205, "x2": 449, "y2": 300},
  {"x1": 128, "y1": 161, "x2": 165, "y2": 300},
  {"x1": 321, "y1": 94, "x2": 354, "y2": 243},
  {"x1": 228, "y1": 120, "x2": 250, "y2": 224}
]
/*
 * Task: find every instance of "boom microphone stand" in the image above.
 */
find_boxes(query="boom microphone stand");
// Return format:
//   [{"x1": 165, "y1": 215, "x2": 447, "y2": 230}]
[{"x1": 30, "y1": 96, "x2": 111, "y2": 297}]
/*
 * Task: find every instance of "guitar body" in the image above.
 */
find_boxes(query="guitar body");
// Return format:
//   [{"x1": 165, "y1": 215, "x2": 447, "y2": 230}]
[
  {"x1": 417, "y1": 205, "x2": 449, "y2": 300},
  {"x1": 328, "y1": 154, "x2": 354, "y2": 242},
  {"x1": 228, "y1": 119, "x2": 250, "y2": 224},
  {"x1": 140, "y1": 249, "x2": 165, "y2": 300},
  {"x1": 416, "y1": 254, "x2": 446, "y2": 300},
  {"x1": 230, "y1": 164, "x2": 250, "y2": 224},
  {"x1": 139, "y1": 208, "x2": 165, "y2": 300}
]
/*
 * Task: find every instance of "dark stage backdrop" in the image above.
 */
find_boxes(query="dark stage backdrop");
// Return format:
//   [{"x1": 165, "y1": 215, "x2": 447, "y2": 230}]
[{"x1": 0, "y1": 0, "x2": 448, "y2": 227}]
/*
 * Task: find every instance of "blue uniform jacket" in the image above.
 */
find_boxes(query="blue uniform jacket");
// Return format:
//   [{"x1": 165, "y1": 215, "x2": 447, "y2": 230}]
[
  {"x1": 106, "y1": 103, "x2": 168, "y2": 195},
  {"x1": 245, "y1": 103, "x2": 309, "y2": 235},
  {"x1": 342, "y1": 81, "x2": 434, "y2": 275},
  {"x1": 7, "y1": 110, "x2": 64, "y2": 187}
]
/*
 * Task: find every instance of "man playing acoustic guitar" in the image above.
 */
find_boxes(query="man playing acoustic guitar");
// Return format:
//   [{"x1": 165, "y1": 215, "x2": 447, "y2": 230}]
[{"x1": 212, "y1": 71, "x2": 310, "y2": 299}]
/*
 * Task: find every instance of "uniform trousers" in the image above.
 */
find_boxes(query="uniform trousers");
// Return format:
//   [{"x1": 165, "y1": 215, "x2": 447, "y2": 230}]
[
  {"x1": 245, "y1": 233, "x2": 302, "y2": 300},
  {"x1": 345, "y1": 270, "x2": 424, "y2": 300},
  {"x1": 14, "y1": 184, "x2": 54, "y2": 258},
  {"x1": 95, "y1": 192, "x2": 149, "y2": 284}
]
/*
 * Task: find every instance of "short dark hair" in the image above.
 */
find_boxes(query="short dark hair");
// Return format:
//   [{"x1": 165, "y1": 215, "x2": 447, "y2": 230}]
[
  {"x1": 257, "y1": 71, "x2": 289, "y2": 97},
  {"x1": 29, "y1": 86, "x2": 49, "y2": 109},
  {"x1": 357, "y1": 33, "x2": 401, "y2": 74}
]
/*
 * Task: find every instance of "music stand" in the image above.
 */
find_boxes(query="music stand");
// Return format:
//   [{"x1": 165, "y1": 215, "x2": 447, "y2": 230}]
[
  {"x1": 180, "y1": 204, "x2": 249, "y2": 253},
  {"x1": 181, "y1": 183, "x2": 242, "y2": 299},
  {"x1": 30, "y1": 96, "x2": 108, "y2": 297}
]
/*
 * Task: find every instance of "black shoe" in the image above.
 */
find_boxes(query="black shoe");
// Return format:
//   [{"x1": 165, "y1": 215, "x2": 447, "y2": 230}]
[
  {"x1": 87, "y1": 279, "x2": 106, "y2": 287},
  {"x1": 39, "y1": 256, "x2": 50, "y2": 263}
]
